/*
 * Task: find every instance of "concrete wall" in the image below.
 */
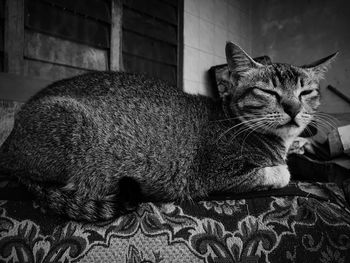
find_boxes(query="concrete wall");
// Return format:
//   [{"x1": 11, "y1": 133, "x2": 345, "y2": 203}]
[
  {"x1": 183, "y1": 0, "x2": 251, "y2": 96},
  {"x1": 251, "y1": 0, "x2": 350, "y2": 113}
]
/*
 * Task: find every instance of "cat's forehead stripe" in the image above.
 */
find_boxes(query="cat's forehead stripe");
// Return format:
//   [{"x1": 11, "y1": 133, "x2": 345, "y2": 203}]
[
  {"x1": 253, "y1": 63, "x2": 303, "y2": 89},
  {"x1": 272, "y1": 64, "x2": 300, "y2": 85}
]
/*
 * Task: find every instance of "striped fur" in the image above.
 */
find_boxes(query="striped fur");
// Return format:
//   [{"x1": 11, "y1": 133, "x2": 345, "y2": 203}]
[{"x1": 0, "y1": 43, "x2": 337, "y2": 221}]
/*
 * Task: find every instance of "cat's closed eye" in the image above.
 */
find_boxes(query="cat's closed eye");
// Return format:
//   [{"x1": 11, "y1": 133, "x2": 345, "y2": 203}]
[
  {"x1": 299, "y1": 89, "x2": 318, "y2": 98},
  {"x1": 253, "y1": 87, "x2": 281, "y2": 101}
]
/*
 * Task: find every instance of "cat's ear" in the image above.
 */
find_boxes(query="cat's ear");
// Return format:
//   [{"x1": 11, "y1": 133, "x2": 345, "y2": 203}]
[
  {"x1": 225, "y1": 42, "x2": 263, "y2": 77},
  {"x1": 302, "y1": 52, "x2": 338, "y2": 80}
]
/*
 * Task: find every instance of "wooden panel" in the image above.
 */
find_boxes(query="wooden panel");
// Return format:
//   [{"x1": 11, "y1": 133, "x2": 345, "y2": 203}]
[
  {"x1": 0, "y1": 72, "x2": 52, "y2": 102},
  {"x1": 123, "y1": 0, "x2": 177, "y2": 25},
  {"x1": 0, "y1": 20, "x2": 3, "y2": 51},
  {"x1": 24, "y1": 31, "x2": 108, "y2": 70},
  {"x1": 0, "y1": 0, "x2": 5, "y2": 71},
  {"x1": 177, "y1": 0, "x2": 183, "y2": 90},
  {"x1": 123, "y1": 8, "x2": 177, "y2": 44},
  {"x1": 0, "y1": 51, "x2": 3, "y2": 72},
  {"x1": 46, "y1": 0, "x2": 110, "y2": 23},
  {"x1": 122, "y1": 0, "x2": 182, "y2": 88},
  {"x1": 123, "y1": 53, "x2": 176, "y2": 85},
  {"x1": 0, "y1": 19, "x2": 3, "y2": 71},
  {"x1": 160, "y1": 0, "x2": 178, "y2": 7},
  {"x1": 123, "y1": 31, "x2": 177, "y2": 66},
  {"x1": 0, "y1": 0, "x2": 4, "y2": 18},
  {"x1": 24, "y1": 59, "x2": 88, "y2": 81},
  {"x1": 4, "y1": 0, "x2": 24, "y2": 74},
  {"x1": 110, "y1": 0, "x2": 123, "y2": 71},
  {"x1": 25, "y1": 0, "x2": 110, "y2": 48}
]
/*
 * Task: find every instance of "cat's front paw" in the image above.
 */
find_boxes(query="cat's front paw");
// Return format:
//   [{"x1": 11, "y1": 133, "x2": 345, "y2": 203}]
[{"x1": 262, "y1": 165, "x2": 290, "y2": 189}]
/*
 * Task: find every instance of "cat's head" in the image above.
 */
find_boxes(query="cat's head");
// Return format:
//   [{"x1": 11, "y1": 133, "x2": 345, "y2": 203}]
[{"x1": 221, "y1": 42, "x2": 337, "y2": 142}]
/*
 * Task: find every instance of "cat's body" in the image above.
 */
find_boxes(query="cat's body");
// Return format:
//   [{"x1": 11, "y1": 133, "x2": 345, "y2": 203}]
[{"x1": 0, "y1": 43, "x2": 336, "y2": 221}]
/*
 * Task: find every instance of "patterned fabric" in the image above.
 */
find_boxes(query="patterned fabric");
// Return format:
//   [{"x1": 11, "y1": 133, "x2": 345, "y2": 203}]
[{"x1": 1, "y1": 182, "x2": 350, "y2": 262}]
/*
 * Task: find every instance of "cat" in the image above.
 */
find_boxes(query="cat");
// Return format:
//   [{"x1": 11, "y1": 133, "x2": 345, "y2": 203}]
[{"x1": 0, "y1": 42, "x2": 337, "y2": 221}]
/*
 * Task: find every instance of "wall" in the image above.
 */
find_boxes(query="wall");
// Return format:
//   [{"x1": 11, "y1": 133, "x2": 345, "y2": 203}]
[
  {"x1": 251, "y1": 0, "x2": 350, "y2": 113},
  {"x1": 183, "y1": 0, "x2": 251, "y2": 96}
]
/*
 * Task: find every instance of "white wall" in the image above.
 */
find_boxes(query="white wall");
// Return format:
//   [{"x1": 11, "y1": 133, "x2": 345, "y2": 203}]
[{"x1": 183, "y1": 0, "x2": 252, "y2": 96}]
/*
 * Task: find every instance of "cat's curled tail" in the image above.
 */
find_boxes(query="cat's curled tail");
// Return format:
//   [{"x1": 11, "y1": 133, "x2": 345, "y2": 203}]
[
  {"x1": 0, "y1": 149, "x2": 124, "y2": 222},
  {"x1": 0, "y1": 167, "x2": 123, "y2": 222},
  {"x1": 22, "y1": 178, "x2": 120, "y2": 221}
]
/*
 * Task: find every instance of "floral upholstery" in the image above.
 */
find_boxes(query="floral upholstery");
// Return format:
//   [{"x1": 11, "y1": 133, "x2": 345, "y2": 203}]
[{"x1": 1, "y1": 181, "x2": 350, "y2": 262}]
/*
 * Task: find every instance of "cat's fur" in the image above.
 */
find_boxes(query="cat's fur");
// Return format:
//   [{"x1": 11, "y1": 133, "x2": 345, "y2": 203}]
[{"x1": 0, "y1": 43, "x2": 336, "y2": 221}]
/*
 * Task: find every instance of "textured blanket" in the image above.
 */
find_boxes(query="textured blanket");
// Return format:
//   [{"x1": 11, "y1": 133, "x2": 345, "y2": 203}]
[{"x1": 1, "y1": 181, "x2": 350, "y2": 262}]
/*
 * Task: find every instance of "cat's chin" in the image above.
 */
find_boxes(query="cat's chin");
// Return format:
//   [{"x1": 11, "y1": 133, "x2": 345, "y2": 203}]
[
  {"x1": 257, "y1": 120, "x2": 303, "y2": 136},
  {"x1": 273, "y1": 124, "x2": 306, "y2": 142},
  {"x1": 277, "y1": 119, "x2": 300, "y2": 129}
]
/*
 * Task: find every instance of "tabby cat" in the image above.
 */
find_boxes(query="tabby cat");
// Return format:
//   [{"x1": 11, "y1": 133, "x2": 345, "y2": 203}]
[{"x1": 0, "y1": 43, "x2": 336, "y2": 221}]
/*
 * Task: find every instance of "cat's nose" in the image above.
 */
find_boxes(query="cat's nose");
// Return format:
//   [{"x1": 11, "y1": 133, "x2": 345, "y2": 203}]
[{"x1": 282, "y1": 102, "x2": 301, "y2": 119}]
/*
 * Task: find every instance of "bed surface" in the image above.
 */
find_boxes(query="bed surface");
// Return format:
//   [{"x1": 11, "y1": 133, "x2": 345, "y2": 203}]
[{"x1": 1, "y1": 180, "x2": 350, "y2": 262}]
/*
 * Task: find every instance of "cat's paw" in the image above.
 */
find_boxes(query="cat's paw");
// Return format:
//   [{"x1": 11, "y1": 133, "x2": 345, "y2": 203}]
[{"x1": 262, "y1": 165, "x2": 290, "y2": 189}]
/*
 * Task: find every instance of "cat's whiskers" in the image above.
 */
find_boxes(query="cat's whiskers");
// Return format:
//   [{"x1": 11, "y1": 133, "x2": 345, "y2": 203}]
[
  {"x1": 235, "y1": 113, "x2": 283, "y2": 137},
  {"x1": 304, "y1": 126, "x2": 314, "y2": 137},
  {"x1": 314, "y1": 112, "x2": 338, "y2": 126},
  {"x1": 234, "y1": 117, "x2": 280, "y2": 147},
  {"x1": 310, "y1": 112, "x2": 337, "y2": 127},
  {"x1": 238, "y1": 121, "x2": 271, "y2": 156},
  {"x1": 312, "y1": 116, "x2": 337, "y2": 130},
  {"x1": 299, "y1": 113, "x2": 313, "y2": 122},
  {"x1": 216, "y1": 116, "x2": 268, "y2": 142},
  {"x1": 224, "y1": 120, "x2": 266, "y2": 145},
  {"x1": 298, "y1": 114, "x2": 313, "y2": 129},
  {"x1": 239, "y1": 120, "x2": 279, "y2": 157},
  {"x1": 308, "y1": 120, "x2": 332, "y2": 136},
  {"x1": 311, "y1": 120, "x2": 336, "y2": 133},
  {"x1": 298, "y1": 116, "x2": 312, "y2": 125},
  {"x1": 297, "y1": 112, "x2": 337, "y2": 137},
  {"x1": 231, "y1": 120, "x2": 266, "y2": 140},
  {"x1": 227, "y1": 116, "x2": 275, "y2": 138}
]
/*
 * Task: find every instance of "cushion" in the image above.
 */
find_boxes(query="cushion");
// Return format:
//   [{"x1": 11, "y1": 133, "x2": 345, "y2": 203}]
[{"x1": 1, "y1": 182, "x2": 350, "y2": 262}]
